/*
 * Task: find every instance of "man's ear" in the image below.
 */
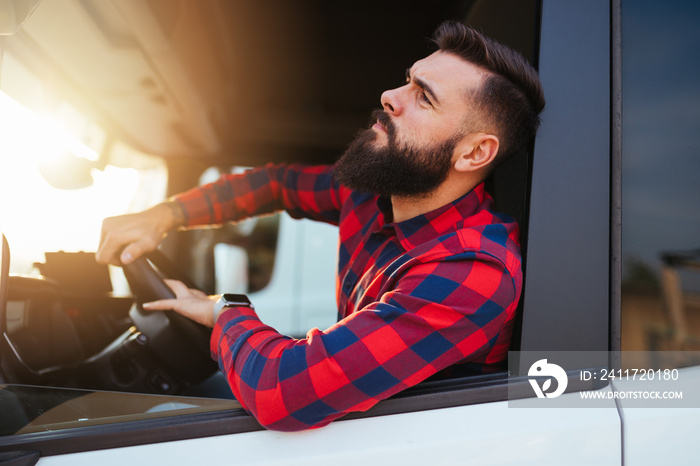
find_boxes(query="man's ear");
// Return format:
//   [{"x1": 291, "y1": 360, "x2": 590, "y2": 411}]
[{"x1": 453, "y1": 133, "x2": 499, "y2": 173}]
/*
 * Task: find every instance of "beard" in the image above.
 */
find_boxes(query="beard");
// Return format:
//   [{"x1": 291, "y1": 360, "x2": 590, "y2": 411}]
[{"x1": 333, "y1": 109, "x2": 459, "y2": 198}]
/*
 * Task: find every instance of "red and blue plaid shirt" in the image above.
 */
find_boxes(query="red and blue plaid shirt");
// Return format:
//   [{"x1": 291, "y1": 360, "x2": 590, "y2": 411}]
[{"x1": 174, "y1": 163, "x2": 522, "y2": 431}]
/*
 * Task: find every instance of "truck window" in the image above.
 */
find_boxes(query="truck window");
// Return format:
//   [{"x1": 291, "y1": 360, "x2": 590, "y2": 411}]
[{"x1": 621, "y1": 0, "x2": 700, "y2": 368}]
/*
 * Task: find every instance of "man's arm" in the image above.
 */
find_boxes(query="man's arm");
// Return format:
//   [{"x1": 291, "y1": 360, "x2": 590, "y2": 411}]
[
  {"x1": 210, "y1": 254, "x2": 518, "y2": 431},
  {"x1": 97, "y1": 163, "x2": 343, "y2": 265},
  {"x1": 172, "y1": 163, "x2": 344, "y2": 228}
]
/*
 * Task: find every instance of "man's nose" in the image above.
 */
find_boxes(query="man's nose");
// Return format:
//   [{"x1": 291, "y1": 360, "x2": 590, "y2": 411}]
[{"x1": 381, "y1": 87, "x2": 404, "y2": 116}]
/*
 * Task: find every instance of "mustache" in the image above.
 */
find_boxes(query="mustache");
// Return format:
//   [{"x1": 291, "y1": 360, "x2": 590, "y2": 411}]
[{"x1": 369, "y1": 109, "x2": 396, "y2": 139}]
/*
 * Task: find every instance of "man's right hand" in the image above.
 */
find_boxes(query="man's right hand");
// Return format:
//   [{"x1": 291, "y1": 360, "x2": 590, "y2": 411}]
[{"x1": 96, "y1": 201, "x2": 186, "y2": 266}]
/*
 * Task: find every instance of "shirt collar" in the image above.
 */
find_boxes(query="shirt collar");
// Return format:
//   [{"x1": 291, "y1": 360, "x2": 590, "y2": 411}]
[{"x1": 376, "y1": 182, "x2": 491, "y2": 252}]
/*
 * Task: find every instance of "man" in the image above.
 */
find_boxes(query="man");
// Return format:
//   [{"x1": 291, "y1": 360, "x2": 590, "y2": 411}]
[{"x1": 97, "y1": 21, "x2": 545, "y2": 431}]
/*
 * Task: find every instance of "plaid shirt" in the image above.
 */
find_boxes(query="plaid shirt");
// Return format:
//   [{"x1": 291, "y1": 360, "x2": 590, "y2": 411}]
[{"x1": 174, "y1": 163, "x2": 522, "y2": 431}]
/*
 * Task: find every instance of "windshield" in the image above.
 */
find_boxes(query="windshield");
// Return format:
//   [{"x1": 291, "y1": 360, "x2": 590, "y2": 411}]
[{"x1": 0, "y1": 52, "x2": 167, "y2": 274}]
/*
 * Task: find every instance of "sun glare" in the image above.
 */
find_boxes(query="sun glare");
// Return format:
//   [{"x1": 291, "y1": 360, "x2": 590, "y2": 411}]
[{"x1": 0, "y1": 92, "x2": 166, "y2": 273}]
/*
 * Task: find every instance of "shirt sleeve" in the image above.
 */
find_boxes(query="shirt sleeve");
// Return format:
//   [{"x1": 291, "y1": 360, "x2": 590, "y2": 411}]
[
  {"x1": 210, "y1": 252, "x2": 517, "y2": 431},
  {"x1": 172, "y1": 163, "x2": 346, "y2": 227}
]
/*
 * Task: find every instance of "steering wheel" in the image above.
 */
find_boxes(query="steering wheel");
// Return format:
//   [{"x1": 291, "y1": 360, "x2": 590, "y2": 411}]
[{"x1": 123, "y1": 251, "x2": 217, "y2": 389}]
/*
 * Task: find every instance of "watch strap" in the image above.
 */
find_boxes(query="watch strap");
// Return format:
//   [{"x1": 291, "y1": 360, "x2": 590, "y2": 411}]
[{"x1": 213, "y1": 293, "x2": 253, "y2": 324}]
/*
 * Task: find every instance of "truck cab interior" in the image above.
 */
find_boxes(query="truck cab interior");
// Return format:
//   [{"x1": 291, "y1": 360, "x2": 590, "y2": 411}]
[{"x1": 0, "y1": 0, "x2": 541, "y2": 397}]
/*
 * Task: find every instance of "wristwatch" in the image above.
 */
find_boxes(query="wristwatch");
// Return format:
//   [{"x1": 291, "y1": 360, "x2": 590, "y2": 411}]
[{"x1": 213, "y1": 293, "x2": 254, "y2": 323}]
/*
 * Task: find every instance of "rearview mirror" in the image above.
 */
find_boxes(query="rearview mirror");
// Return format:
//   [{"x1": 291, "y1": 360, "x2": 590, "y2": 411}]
[{"x1": 38, "y1": 151, "x2": 99, "y2": 190}]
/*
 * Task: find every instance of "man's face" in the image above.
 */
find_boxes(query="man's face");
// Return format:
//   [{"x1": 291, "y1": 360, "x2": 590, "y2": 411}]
[{"x1": 334, "y1": 52, "x2": 486, "y2": 198}]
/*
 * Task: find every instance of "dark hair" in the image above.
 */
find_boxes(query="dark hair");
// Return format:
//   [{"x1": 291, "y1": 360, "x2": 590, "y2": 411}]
[{"x1": 433, "y1": 21, "x2": 545, "y2": 165}]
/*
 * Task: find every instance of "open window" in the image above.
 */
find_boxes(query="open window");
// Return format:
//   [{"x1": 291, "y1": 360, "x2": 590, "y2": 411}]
[{"x1": 0, "y1": 0, "x2": 619, "y2": 457}]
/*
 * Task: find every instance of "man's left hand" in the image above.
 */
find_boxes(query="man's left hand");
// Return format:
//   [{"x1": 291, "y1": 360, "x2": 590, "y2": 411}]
[{"x1": 143, "y1": 279, "x2": 219, "y2": 327}]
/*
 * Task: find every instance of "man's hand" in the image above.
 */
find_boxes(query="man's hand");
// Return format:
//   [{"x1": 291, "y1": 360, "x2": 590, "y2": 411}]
[
  {"x1": 96, "y1": 202, "x2": 185, "y2": 266},
  {"x1": 142, "y1": 279, "x2": 220, "y2": 328}
]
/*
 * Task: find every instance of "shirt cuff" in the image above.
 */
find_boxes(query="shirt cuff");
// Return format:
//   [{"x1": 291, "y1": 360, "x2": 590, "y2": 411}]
[
  {"x1": 171, "y1": 188, "x2": 215, "y2": 227},
  {"x1": 209, "y1": 305, "x2": 264, "y2": 361}
]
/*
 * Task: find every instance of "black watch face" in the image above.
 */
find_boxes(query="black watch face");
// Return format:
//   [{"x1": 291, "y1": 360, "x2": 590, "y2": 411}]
[{"x1": 222, "y1": 293, "x2": 252, "y2": 307}]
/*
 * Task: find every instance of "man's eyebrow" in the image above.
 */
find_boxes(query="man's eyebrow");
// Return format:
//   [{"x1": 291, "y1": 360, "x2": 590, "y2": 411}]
[{"x1": 406, "y1": 67, "x2": 442, "y2": 106}]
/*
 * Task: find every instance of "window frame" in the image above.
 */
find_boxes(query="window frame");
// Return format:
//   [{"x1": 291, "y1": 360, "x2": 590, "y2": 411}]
[
  {"x1": 0, "y1": 0, "x2": 618, "y2": 457},
  {"x1": 518, "y1": 0, "x2": 613, "y2": 365}
]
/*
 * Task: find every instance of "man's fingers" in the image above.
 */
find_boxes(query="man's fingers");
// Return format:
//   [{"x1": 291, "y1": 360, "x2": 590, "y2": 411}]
[
  {"x1": 96, "y1": 231, "x2": 120, "y2": 265},
  {"x1": 141, "y1": 287, "x2": 217, "y2": 328},
  {"x1": 143, "y1": 299, "x2": 178, "y2": 311},
  {"x1": 166, "y1": 280, "x2": 208, "y2": 298},
  {"x1": 97, "y1": 211, "x2": 167, "y2": 266},
  {"x1": 162, "y1": 279, "x2": 189, "y2": 297},
  {"x1": 121, "y1": 233, "x2": 164, "y2": 265},
  {"x1": 96, "y1": 237, "x2": 143, "y2": 266},
  {"x1": 120, "y1": 242, "x2": 142, "y2": 265},
  {"x1": 96, "y1": 229, "x2": 142, "y2": 266}
]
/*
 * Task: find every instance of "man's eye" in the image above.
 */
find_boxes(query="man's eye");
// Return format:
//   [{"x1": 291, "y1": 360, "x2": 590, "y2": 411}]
[{"x1": 420, "y1": 91, "x2": 432, "y2": 106}]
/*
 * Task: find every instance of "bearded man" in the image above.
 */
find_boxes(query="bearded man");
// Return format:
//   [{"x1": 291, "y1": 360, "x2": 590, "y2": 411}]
[{"x1": 97, "y1": 21, "x2": 545, "y2": 431}]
